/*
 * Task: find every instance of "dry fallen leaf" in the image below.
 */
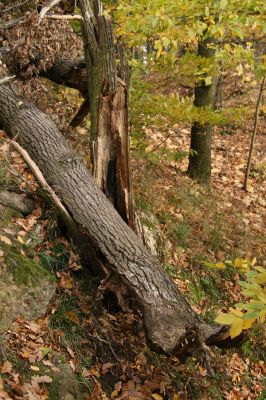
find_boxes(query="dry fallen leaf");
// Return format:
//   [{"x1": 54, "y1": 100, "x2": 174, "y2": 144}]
[
  {"x1": 102, "y1": 362, "x2": 114, "y2": 374},
  {"x1": 0, "y1": 236, "x2": 12, "y2": 245},
  {"x1": 1, "y1": 361, "x2": 12, "y2": 374},
  {"x1": 32, "y1": 375, "x2": 53, "y2": 384},
  {"x1": 30, "y1": 366, "x2": 40, "y2": 371}
]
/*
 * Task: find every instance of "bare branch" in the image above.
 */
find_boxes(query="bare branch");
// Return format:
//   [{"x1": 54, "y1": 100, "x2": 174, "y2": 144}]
[
  {"x1": 38, "y1": 0, "x2": 62, "y2": 23},
  {"x1": 0, "y1": 15, "x2": 28, "y2": 30},
  {"x1": 0, "y1": 76, "x2": 16, "y2": 85},
  {"x1": 44, "y1": 14, "x2": 83, "y2": 21},
  {"x1": 0, "y1": 0, "x2": 31, "y2": 14}
]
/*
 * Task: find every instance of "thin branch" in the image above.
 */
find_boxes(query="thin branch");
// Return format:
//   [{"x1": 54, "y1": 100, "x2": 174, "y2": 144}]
[
  {"x1": 1, "y1": 15, "x2": 28, "y2": 30},
  {"x1": 11, "y1": 141, "x2": 76, "y2": 228},
  {"x1": 44, "y1": 14, "x2": 83, "y2": 21},
  {"x1": 38, "y1": 0, "x2": 62, "y2": 23},
  {"x1": 243, "y1": 75, "x2": 265, "y2": 191},
  {"x1": 0, "y1": 76, "x2": 16, "y2": 85},
  {"x1": 0, "y1": 0, "x2": 31, "y2": 14},
  {"x1": 150, "y1": 127, "x2": 184, "y2": 152}
]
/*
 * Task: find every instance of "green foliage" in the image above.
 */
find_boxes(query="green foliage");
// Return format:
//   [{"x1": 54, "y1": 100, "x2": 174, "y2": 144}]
[
  {"x1": 39, "y1": 242, "x2": 69, "y2": 273},
  {"x1": 6, "y1": 251, "x2": 54, "y2": 287},
  {"x1": 204, "y1": 258, "x2": 266, "y2": 338},
  {"x1": 115, "y1": 0, "x2": 265, "y2": 143}
]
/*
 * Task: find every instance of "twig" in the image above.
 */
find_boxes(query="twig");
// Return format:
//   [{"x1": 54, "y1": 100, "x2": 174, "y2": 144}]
[
  {"x1": 150, "y1": 127, "x2": 184, "y2": 152},
  {"x1": 44, "y1": 14, "x2": 83, "y2": 21},
  {"x1": 0, "y1": 0, "x2": 31, "y2": 13},
  {"x1": 0, "y1": 76, "x2": 16, "y2": 85},
  {"x1": 243, "y1": 75, "x2": 265, "y2": 191},
  {"x1": 1, "y1": 15, "x2": 28, "y2": 30},
  {"x1": 11, "y1": 141, "x2": 76, "y2": 228},
  {"x1": 38, "y1": 0, "x2": 62, "y2": 23},
  {"x1": 92, "y1": 315, "x2": 124, "y2": 370}
]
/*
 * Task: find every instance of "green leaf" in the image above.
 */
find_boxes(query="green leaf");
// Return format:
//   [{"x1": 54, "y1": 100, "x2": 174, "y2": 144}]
[
  {"x1": 220, "y1": 0, "x2": 228, "y2": 9},
  {"x1": 205, "y1": 76, "x2": 213, "y2": 86}
]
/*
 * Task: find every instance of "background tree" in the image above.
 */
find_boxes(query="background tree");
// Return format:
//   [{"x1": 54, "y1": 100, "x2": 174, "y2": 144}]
[{"x1": 188, "y1": 36, "x2": 217, "y2": 184}]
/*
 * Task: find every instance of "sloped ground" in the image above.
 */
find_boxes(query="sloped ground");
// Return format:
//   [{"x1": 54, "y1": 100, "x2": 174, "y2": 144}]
[{"x1": 0, "y1": 80, "x2": 265, "y2": 399}]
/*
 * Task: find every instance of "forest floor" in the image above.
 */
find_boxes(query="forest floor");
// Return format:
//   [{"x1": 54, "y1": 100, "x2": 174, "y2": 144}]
[{"x1": 0, "y1": 77, "x2": 265, "y2": 400}]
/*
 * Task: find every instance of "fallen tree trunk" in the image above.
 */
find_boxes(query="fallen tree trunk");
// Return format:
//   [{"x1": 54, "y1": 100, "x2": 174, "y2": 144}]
[
  {"x1": 40, "y1": 58, "x2": 90, "y2": 127},
  {"x1": 0, "y1": 83, "x2": 229, "y2": 356},
  {"x1": 40, "y1": 58, "x2": 88, "y2": 96}
]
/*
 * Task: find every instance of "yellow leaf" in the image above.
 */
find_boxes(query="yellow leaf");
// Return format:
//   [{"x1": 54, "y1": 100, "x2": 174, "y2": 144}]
[
  {"x1": 229, "y1": 308, "x2": 243, "y2": 317},
  {"x1": 256, "y1": 272, "x2": 266, "y2": 285},
  {"x1": 17, "y1": 236, "x2": 24, "y2": 244},
  {"x1": 251, "y1": 257, "x2": 257, "y2": 266},
  {"x1": 234, "y1": 258, "x2": 243, "y2": 268},
  {"x1": 215, "y1": 312, "x2": 240, "y2": 325},
  {"x1": 152, "y1": 394, "x2": 163, "y2": 400},
  {"x1": 111, "y1": 390, "x2": 119, "y2": 399},
  {"x1": 230, "y1": 319, "x2": 243, "y2": 339},
  {"x1": 215, "y1": 262, "x2": 226, "y2": 269},
  {"x1": 257, "y1": 292, "x2": 266, "y2": 304},
  {"x1": 243, "y1": 318, "x2": 256, "y2": 330},
  {"x1": 30, "y1": 366, "x2": 40, "y2": 371},
  {"x1": 64, "y1": 311, "x2": 79, "y2": 324},
  {"x1": 259, "y1": 309, "x2": 266, "y2": 323}
]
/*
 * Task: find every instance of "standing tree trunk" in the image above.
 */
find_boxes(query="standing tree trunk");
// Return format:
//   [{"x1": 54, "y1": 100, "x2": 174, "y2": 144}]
[
  {"x1": 188, "y1": 38, "x2": 217, "y2": 185},
  {"x1": 79, "y1": 0, "x2": 135, "y2": 229},
  {"x1": 0, "y1": 83, "x2": 231, "y2": 358}
]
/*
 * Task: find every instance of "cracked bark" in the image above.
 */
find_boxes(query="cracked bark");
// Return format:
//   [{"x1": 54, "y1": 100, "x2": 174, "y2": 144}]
[
  {"x1": 79, "y1": 0, "x2": 135, "y2": 229},
  {"x1": 0, "y1": 83, "x2": 229, "y2": 354}
]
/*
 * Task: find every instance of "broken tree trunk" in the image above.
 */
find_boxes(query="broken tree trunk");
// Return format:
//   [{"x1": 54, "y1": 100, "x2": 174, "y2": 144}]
[
  {"x1": 0, "y1": 83, "x2": 229, "y2": 355},
  {"x1": 79, "y1": 0, "x2": 135, "y2": 229}
]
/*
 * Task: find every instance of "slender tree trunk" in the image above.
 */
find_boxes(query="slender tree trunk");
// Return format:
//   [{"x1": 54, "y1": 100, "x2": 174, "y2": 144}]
[
  {"x1": 79, "y1": 0, "x2": 135, "y2": 229},
  {"x1": 0, "y1": 83, "x2": 230, "y2": 357},
  {"x1": 188, "y1": 38, "x2": 217, "y2": 185},
  {"x1": 243, "y1": 75, "x2": 265, "y2": 191}
]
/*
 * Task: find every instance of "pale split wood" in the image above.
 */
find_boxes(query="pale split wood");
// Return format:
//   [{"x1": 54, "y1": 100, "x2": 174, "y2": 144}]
[{"x1": 38, "y1": 0, "x2": 62, "y2": 23}]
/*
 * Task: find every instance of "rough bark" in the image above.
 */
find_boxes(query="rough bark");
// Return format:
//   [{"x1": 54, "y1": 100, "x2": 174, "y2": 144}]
[
  {"x1": 0, "y1": 190, "x2": 35, "y2": 215},
  {"x1": 40, "y1": 58, "x2": 88, "y2": 96},
  {"x1": 0, "y1": 83, "x2": 228, "y2": 355},
  {"x1": 188, "y1": 38, "x2": 217, "y2": 185},
  {"x1": 79, "y1": 0, "x2": 135, "y2": 229},
  {"x1": 39, "y1": 58, "x2": 90, "y2": 127}
]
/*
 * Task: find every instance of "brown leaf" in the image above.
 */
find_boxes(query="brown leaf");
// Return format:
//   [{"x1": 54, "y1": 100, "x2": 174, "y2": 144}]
[
  {"x1": 1, "y1": 361, "x2": 12, "y2": 374},
  {"x1": 0, "y1": 236, "x2": 12, "y2": 245},
  {"x1": 102, "y1": 362, "x2": 114, "y2": 374},
  {"x1": 32, "y1": 375, "x2": 53, "y2": 384}
]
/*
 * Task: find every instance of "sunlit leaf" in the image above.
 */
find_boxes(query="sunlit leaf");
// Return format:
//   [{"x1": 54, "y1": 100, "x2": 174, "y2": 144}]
[{"x1": 230, "y1": 319, "x2": 243, "y2": 338}]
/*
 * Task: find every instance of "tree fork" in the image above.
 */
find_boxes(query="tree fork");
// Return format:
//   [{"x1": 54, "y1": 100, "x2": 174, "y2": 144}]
[{"x1": 0, "y1": 83, "x2": 233, "y2": 356}]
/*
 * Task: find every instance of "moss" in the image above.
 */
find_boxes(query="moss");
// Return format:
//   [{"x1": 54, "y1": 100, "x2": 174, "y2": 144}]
[
  {"x1": 6, "y1": 251, "x2": 55, "y2": 287},
  {"x1": 0, "y1": 204, "x2": 20, "y2": 229}
]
